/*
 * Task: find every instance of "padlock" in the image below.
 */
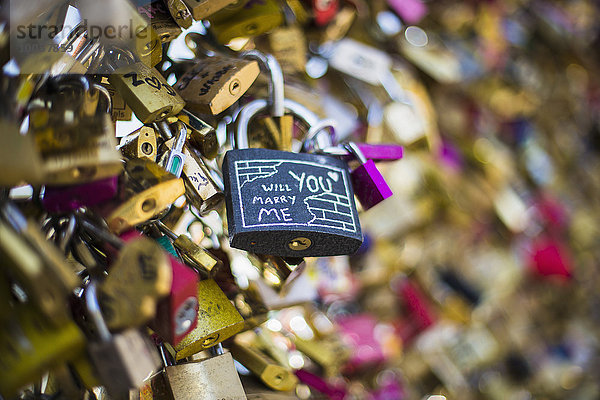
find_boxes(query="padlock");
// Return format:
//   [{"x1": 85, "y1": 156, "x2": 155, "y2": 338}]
[
  {"x1": 295, "y1": 369, "x2": 347, "y2": 400},
  {"x1": 77, "y1": 0, "x2": 162, "y2": 66},
  {"x1": 0, "y1": 204, "x2": 80, "y2": 324},
  {"x1": 0, "y1": 304, "x2": 86, "y2": 399},
  {"x1": 39, "y1": 113, "x2": 123, "y2": 185},
  {"x1": 319, "y1": 143, "x2": 404, "y2": 163},
  {"x1": 120, "y1": 126, "x2": 159, "y2": 161},
  {"x1": 174, "y1": 53, "x2": 260, "y2": 115},
  {"x1": 247, "y1": 253, "x2": 306, "y2": 292},
  {"x1": 138, "y1": 1, "x2": 184, "y2": 43},
  {"x1": 98, "y1": 237, "x2": 172, "y2": 330},
  {"x1": 99, "y1": 76, "x2": 134, "y2": 121},
  {"x1": 163, "y1": 0, "x2": 193, "y2": 29},
  {"x1": 293, "y1": 335, "x2": 350, "y2": 378},
  {"x1": 105, "y1": 159, "x2": 186, "y2": 234},
  {"x1": 178, "y1": 109, "x2": 219, "y2": 159},
  {"x1": 224, "y1": 54, "x2": 361, "y2": 257},
  {"x1": 156, "y1": 221, "x2": 219, "y2": 277},
  {"x1": 153, "y1": 344, "x2": 247, "y2": 399},
  {"x1": 268, "y1": 24, "x2": 308, "y2": 76},
  {"x1": 224, "y1": 124, "x2": 362, "y2": 256},
  {"x1": 230, "y1": 339, "x2": 298, "y2": 391},
  {"x1": 344, "y1": 142, "x2": 393, "y2": 210},
  {"x1": 242, "y1": 50, "x2": 293, "y2": 151},
  {"x1": 107, "y1": 49, "x2": 186, "y2": 124},
  {"x1": 335, "y1": 314, "x2": 387, "y2": 374},
  {"x1": 207, "y1": 0, "x2": 284, "y2": 44},
  {"x1": 172, "y1": 279, "x2": 244, "y2": 360},
  {"x1": 181, "y1": 0, "x2": 238, "y2": 21},
  {"x1": 148, "y1": 252, "x2": 200, "y2": 346},
  {"x1": 157, "y1": 120, "x2": 188, "y2": 178},
  {"x1": 42, "y1": 176, "x2": 119, "y2": 214},
  {"x1": 311, "y1": 0, "x2": 339, "y2": 26},
  {"x1": 162, "y1": 133, "x2": 225, "y2": 214},
  {"x1": 85, "y1": 282, "x2": 162, "y2": 398}
]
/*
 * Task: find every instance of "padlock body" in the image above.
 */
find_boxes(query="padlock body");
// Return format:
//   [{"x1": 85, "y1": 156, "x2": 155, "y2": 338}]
[
  {"x1": 223, "y1": 149, "x2": 362, "y2": 257},
  {"x1": 350, "y1": 159, "x2": 393, "y2": 210},
  {"x1": 88, "y1": 329, "x2": 161, "y2": 397},
  {"x1": 42, "y1": 176, "x2": 119, "y2": 213},
  {"x1": 149, "y1": 255, "x2": 199, "y2": 345},
  {"x1": 109, "y1": 62, "x2": 185, "y2": 124}
]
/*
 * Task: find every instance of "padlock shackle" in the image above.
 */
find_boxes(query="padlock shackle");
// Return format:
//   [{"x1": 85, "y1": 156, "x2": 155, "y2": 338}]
[
  {"x1": 344, "y1": 142, "x2": 368, "y2": 164},
  {"x1": 85, "y1": 282, "x2": 112, "y2": 342},
  {"x1": 241, "y1": 50, "x2": 284, "y2": 118},
  {"x1": 235, "y1": 98, "x2": 319, "y2": 149},
  {"x1": 301, "y1": 119, "x2": 337, "y2": 153}
]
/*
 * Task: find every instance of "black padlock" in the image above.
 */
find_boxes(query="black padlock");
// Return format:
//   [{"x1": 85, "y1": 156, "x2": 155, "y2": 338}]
[{"x1": 223, "y1": 97, "x2": 363, "y2": 257}]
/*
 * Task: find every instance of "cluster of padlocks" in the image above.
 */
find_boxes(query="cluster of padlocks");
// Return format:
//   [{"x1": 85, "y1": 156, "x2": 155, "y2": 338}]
[{"x1": 1, "y1": 0, "x2": 600, "y2": 399}]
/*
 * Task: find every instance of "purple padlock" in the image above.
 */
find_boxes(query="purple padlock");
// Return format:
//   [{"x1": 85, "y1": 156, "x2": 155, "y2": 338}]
[
  {"x1": 345, "y1": 143, "x2": 403, "y2": 162},
  {"x1": 42, "y1": 175, "x2": 119, "y2": 213},
  {"x1": 345, "y1": 142, "x2": 393, "y2": 210},
  {"x1": 336, "y1": 314, "x2": 386, "y2": 373},
  {"x1": 295, "y1": 369, "x2": 347, "y2": 400}
]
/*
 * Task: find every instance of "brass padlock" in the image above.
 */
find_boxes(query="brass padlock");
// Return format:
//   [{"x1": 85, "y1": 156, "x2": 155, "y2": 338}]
[
  {"x1": 207, "y1": 0, "x2": 284, "y2": 44},
  {"x1": 180, "y1": 0, "x2": 238, "y2": 20},
  {"x1": 230, "y1": 339, "x2": 298, "y2": 391},
  {"x1": 162, "y1": 137, "x2": 225, "y2": 214},
  {"x1": 138, "y1": 1, "x2": 184, "y2": 43},
  {"x1": 175, "y1": 55, "x2": 260, "y2": 115},
  {"x1": 0, "y1": 204, "x2": 80, "y2": 324},
  {"x1": 120, "y1": 126, "x2": 159, "y2": 161},
  {"x1": 39, "y1": 113, "x2": 123, "y2": 185},
  {"x1": 156, "y1": 221, "x2": 219, "y2": 277},
  {"x1": 177, "y1": 110, "x2": 218, "y2": 159},
  {"x1": 163, "y1": 0, "x2": 193, "y2": 29},
  {"x1": 98, "y1": 237, "x2": 172, "y2": 330},
  {"x1": 107, "y1": 50, "x2": 186, "y2": 124},
  {"x1": 173, "y1": 279, "x2": 244, "y2": 360},
  {"x1": 99, "y1": 76, "x2": 134, "y2": 121},
  {"x1": 105, "y1": 159, "x2": 186, "y2": 234},
  {"x1": 85, "y1": 283, "x2": 162, "y2": 399},
  {"x1": 0, "y1": 304, "x2": 86, "y2": 399}
]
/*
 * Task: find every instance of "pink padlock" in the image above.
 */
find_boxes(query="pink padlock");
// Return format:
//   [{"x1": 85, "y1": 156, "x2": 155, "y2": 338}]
[
  {"x1": 121, "y1": 230, "x2": 200, "y2": 345},
  {"x1": 295, "y1": 369, "x2": 347, "y2": 400},
  {"x1": 394, "y1": 279, "x2": 435, "y2": 344},
  {"x1": 42, "y1": 175, "x2": 118, "y2": 213},
  {"x1": 528, "y1": 236, "x2": 573, "y2": 280},
  {"x1": 345, "y1": 142, "x2": 393, "y2": 210},
  {"x1": 336, "y1": 314, "x2": 386, "y2": 373}
]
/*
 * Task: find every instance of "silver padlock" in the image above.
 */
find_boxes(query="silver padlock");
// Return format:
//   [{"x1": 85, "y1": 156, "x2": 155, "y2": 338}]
[{"x1": 85, "y1": 282, "x2": 162, "y2": 398}]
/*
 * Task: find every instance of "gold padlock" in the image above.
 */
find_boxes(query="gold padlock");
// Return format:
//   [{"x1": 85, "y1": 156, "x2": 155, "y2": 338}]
[
  {"x1": 173, "y1": 279, "x2": 244, "y2": 360},
  {"x1": 108, "y1": 57, "x2": 186, "y2": 124},
  {"x1": 138, "y1": 1, "x2": 183, "y2": 43},
  {"x1": 175, "y1": 55, "x2": 260, "y2": 115},
  {"x1": 106, "y1": 159, "x2": 186, "y2": 234},
  {"x1": 230, "y1": 339, "x2": 298, "y2": 391},
  {"x1": 181, "y1": 0, "x2": 238, "y2": 21},
  {"x1": 207, "y1": 0, "x2": 284, "y2": 44},
  {"x1": 177, "y1": 110, "x2": 218, "y2": 159},
  {"x1": 0, "y1": 212, "x2": 79, "y2": 325},
  {"x1": 99, "y1": 76, "x2": 134, "y2": 121},
  {"x1": 40, "y1": 114, "x2": 123, "y2": 185},
  {"x1": 0, "y1": 304, "x2": 86, "y2": 399},
  {"x1": 98, "y1": 237, "x2": 172, "y2": 330},
  {"x1": 120, "y1": 126, "x2": 159, "y2": 161},
  {"x1": 162, "y1": 138, "x2": 225, "y2": 214}
]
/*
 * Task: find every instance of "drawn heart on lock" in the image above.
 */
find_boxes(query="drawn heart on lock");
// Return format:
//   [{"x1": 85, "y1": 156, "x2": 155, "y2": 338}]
[
  {"x1": 328, "y1": 171, "x2": 339, "y2": 182},
  {"x1": 145, "y1": 76, "x2": 162, "y2": 90}
]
